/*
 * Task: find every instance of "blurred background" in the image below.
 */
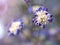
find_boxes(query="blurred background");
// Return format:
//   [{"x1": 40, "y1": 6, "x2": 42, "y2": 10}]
[{"x1": 0, "y1": 0, "x2": 60, "y2": 45}]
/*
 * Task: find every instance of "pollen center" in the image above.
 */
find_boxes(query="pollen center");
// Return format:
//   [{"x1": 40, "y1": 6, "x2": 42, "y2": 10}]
[
  {"x1": 36, "y1": 10, "x2": 48, "y2": 24},
  {"x1": 9, "y1": 21, "x2": 21, "y2": 33}
]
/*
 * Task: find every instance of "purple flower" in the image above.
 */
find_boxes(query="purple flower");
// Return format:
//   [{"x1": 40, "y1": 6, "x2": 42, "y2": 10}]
[
  {"x1": 8, "y1": 19, "x2": 23, "y2": 36},
  {"x1": 24, "y1": 0, "x2": 32, "y2": 4},
  {"x1": 32, "y1": 5, "x2": 53, "y2": 28}
]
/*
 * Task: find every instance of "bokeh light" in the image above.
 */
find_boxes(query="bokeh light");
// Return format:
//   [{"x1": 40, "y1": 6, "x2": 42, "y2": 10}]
[{"x1": 0, "y1": 22, "x2": 4, "y2": 39}]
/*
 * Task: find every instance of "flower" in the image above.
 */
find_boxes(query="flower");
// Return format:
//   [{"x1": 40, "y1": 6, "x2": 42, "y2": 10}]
[
  {"x1": 8, "y1": 20, "x2": 23, "y2": 36},
  {"x1": 32, "y1": 5, "x2": 53, "y2": 28},
  {"x1": 24, "y1": 0, "x2": 32, "y2": 5},
  {"x1": 28, "y1": 5, "x2": 40, "y2": 14},
  {"x1": 48, "y1": 28, "x2": 60, "y2": 36}
]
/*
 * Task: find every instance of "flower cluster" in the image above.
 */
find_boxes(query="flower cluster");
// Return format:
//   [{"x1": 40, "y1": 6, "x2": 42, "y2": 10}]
[
  {"x1": 8, "y1": 20, "x2": 23, "y2": 36},
  {"x1": 28, "y1": 5, "x2": 53, "y2": 28}
]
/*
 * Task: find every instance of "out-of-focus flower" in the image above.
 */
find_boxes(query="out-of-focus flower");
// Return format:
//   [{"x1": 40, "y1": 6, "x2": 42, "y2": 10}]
[
  {"x1": 8, "y1": 19, "x2": 23, "y2": 36},
  {"x1": 47, "y1": 28, "x2": 59, "y2": 36},
  {"x1": 24, "y1": 0, "x2": 31, "y2": 3},
  {"x1": 0, "y1": 0, "x2": 8, "y2": 15},
  {"x1": 31, "y1": 5, "x2": 53, "y2": 28},
  {"x1": 28, "y1": 5, "x2": 40, "y2": 14}
]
